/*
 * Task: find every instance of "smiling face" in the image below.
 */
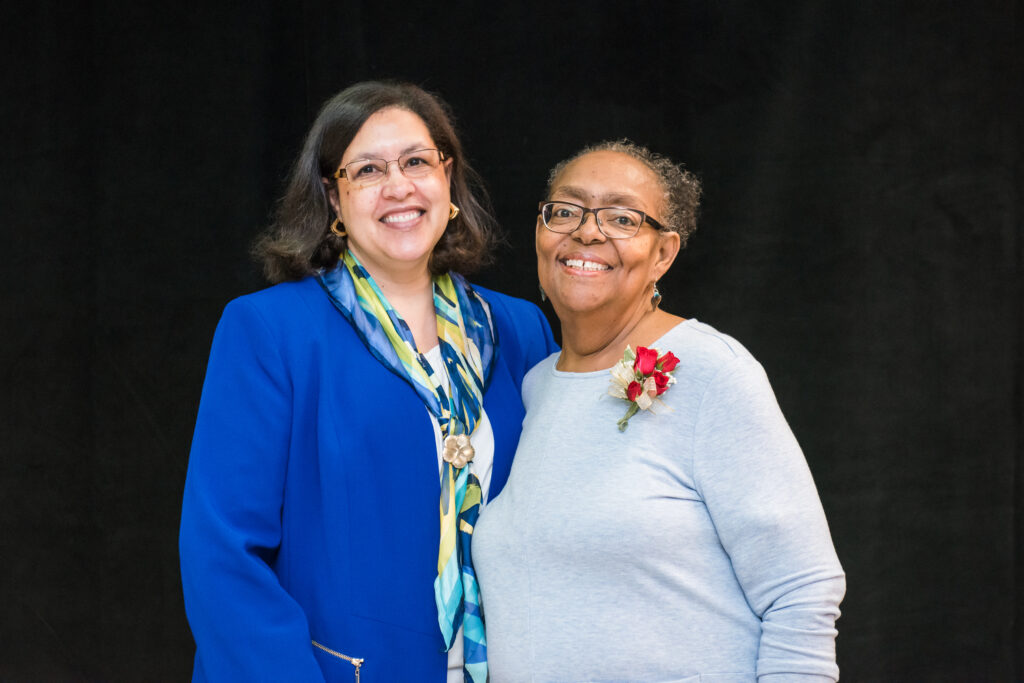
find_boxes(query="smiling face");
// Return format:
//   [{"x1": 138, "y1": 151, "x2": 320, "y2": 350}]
[
  {"x1": 537, "y1": 150, "x2": 680, "y2": 322},
  {"x1": 327, "y1": 107, "x2": 452, "y2": 282}
]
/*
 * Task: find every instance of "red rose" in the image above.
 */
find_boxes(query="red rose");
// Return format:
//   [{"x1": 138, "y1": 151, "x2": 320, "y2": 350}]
[
  {"x1": 657, "y1": 351, "x2": 680, "y2": 372},
  {"x1": 634, "y1": 346, "x2": 658, "y2": 375},
  {"x1": 652, "y1": 371, "x2": 671, "y2": 395},
  {"x1": 627, "y1": 380, "x2": 644, "y2": 402}
]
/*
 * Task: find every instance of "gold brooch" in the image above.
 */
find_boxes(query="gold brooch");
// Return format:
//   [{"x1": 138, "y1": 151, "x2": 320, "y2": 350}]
[{"x1": 442, "y1": 434, "x2": 475, "y2": 469}]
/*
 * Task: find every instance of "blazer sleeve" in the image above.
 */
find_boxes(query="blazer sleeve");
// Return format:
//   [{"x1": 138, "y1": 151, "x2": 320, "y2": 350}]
[
  {"x1": 693, "y1": 356, "x2": 846, "y2": 682},
  {"x1": 179, "y1": 298, "x2": 325, "y2": 682}
]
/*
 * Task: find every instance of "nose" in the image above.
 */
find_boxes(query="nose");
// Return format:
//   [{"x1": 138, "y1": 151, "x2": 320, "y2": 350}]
[
  {"x1": 573, "y1": 210, "x2": 606, "y2": 244},
  {"x1": 380, "y1": 161, "x2": 414, "y2": 198}
]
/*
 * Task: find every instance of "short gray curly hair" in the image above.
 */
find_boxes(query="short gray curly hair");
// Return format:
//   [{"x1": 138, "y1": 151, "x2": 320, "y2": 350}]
[{"x1": 546, "y1": 140, "x2": 702, "y2": 247}]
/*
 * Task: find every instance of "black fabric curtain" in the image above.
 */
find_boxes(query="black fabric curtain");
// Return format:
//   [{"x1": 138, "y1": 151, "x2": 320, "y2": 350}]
[{"x1": 2, "y1": 1, "x2": 1020, "y2": 679}]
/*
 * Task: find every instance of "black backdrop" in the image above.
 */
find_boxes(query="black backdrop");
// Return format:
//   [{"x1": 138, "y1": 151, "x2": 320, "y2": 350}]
[{"x1": 2, "y1": 1, "x2": 1021, "y2": 680}]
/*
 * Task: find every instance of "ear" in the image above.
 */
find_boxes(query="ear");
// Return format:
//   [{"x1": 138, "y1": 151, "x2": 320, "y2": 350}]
[
  {"x1": 322, "y1": 177, "x2": 342, "y2": 217},
  {"x1": 651, "y1": 230, "x2": 681, "y2": 281},
  {"x1": 443, "y1": 156, "x2": 454, "y2": 185}
]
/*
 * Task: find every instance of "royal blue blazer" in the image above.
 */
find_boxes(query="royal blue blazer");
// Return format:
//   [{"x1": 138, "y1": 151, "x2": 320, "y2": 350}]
[{"x1": 179, "y1": 276, "x2": 557, "y2": 682}]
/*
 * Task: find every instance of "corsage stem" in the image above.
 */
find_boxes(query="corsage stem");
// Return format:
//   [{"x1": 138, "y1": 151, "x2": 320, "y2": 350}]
[{"x1": 616, "y1": 403, "x2": 640, "y2": 432}]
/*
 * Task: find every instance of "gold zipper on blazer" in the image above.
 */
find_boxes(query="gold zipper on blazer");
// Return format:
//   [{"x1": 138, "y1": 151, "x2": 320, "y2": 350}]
[{"x1": 311, "y1": 640, "x2": 364, "y2": 682}]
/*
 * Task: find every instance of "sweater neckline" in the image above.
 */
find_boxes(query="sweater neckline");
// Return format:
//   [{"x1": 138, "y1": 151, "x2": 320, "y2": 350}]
[{"x1": 549, "y1": 319, "x2": 697, "y2": 379}]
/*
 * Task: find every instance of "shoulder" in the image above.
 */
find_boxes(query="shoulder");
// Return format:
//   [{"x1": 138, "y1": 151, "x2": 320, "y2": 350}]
[
  {"x1": 670, "y1": 319, "x2": 754, "y2": 364},
  {"x1": 471, "y1": 284, "x2": 558, "y2": 377},
  {"x1": 665, "y1": 319, "x2": 767, "y2": 394},
  {"x1": 471, "y1": 284, "x2": 546, "y2": 325},
  {"x1": 520, "y1": 351, "x2": 560, "y2": 405},
  {"x1": 667, "y1": 322, "x2": 791, "y2": 437},
  {"x1": 223, "y1": 277, "x2": 325, "y2": 323},
  {"x1": 210, "y1": 276, "x2": 348, "y2": 364},
  {"x1": 215, "y1": 276, "x2": 339, "y2": 340}
]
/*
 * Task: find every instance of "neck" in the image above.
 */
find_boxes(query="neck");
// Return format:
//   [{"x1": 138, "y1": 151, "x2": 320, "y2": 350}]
[
  {"x1": 355, "y1": 253, "x2": 438, "y2": 352},
  {"x1": 373, "y1": 268, "x2": 433, "y2": 302},
  {"x1": 355, "y1": 252, "x2": 433, "y2": 298},
  {"x1": 556, "y1": 305, "x2": 682, "y2": 372}
]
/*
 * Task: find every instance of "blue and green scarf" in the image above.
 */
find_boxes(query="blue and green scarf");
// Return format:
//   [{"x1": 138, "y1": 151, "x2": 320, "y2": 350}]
[{"x1": 318, "y1": 250, "x2": 494, "y2": 683}]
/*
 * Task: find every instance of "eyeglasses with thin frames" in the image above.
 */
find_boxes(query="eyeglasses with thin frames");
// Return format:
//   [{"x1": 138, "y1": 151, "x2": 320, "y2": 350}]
[
  {"x1": 333, "y1": 148, "x2": 446, "y2": 188},
  {"x1": 538, "y1": 201, "x2": 666, "y2": 239}
]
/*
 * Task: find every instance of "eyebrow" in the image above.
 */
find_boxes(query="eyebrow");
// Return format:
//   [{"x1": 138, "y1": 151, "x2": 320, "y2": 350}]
[{"x1": 551, "y1": 185, "x2": 646, "y2": 209}]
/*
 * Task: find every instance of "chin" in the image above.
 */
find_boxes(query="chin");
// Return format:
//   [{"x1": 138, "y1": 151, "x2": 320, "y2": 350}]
[
  {"x1": 383, "y1": 236, "x2": 443, "y2": 263},
  {"x1": 550, "y1": 292, "x2": 607, "y2": 317}
]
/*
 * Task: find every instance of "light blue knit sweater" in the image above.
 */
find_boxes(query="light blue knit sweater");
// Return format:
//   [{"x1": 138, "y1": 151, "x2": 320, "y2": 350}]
[{"x1": 474, "y1": 320, "x2": 845, "y2": 683}]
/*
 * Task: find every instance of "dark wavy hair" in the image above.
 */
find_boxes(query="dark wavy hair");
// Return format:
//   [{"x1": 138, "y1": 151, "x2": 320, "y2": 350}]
[
  {"x1": 546, "y1": 139, "x2": 702, "y2": 248},
  {"x1": 254, "y1": 81, "x2": 499, "y2": 283}
]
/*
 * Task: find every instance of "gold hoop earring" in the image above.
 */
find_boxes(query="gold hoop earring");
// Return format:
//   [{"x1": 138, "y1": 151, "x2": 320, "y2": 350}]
[
  {"x1": 330, "y1": 217, "x2": 346, "y2": 237},
  {"x1": 449, "y1": 203, "x2": 460, "y2": 220}
]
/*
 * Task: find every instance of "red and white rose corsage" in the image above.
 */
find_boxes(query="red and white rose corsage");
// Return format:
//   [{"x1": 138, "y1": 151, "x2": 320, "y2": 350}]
[{"x1": 608, "y1": 346, "x2": 680, "y2": 431}]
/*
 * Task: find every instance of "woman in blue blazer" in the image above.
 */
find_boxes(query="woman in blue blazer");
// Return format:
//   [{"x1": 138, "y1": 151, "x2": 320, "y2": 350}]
[{"x1": 179, "y1": 82, "x2": 556, "y2": 682}]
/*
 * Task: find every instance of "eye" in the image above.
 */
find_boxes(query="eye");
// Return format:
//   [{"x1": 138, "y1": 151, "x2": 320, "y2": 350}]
[
  {"x1": 605, "y1": 209, "x2": 641, "y2": 227},
  {"x1": 548, "y1": 203, "x2": 582, "y2": 219},
  {"x1": 351, "y1": 160, "x2": 384, "y2": 177},
  {"x1": 401, "y1": 150, "x2": 439, "y2": 174}
]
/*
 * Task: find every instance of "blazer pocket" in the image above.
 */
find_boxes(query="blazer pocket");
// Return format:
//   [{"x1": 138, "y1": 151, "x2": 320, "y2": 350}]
[{"x1": 311, "y1": 639, "x2": 364, "y2": 682}]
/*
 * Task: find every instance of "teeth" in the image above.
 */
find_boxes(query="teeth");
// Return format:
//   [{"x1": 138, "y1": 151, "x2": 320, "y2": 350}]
[
  {"x1": 381, "y1": 211, "x2": 421, "y2": 223},
  {"x1": 564, "y1": 259, "x2": 610, "y2": 271}
]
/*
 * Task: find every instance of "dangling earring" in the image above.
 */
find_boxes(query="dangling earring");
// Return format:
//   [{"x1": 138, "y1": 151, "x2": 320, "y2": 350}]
[
  {"x1": 651, "y1": 283, "x2": 662, "y2": 310},
  {"x1": 449, "y1": 203, "x2": 460, "y2": 220},
  {"x1": 539, "y1": 284, "x2": 547, "y2": 302},
  {"x1": 330, "y1": 216, "x2": 346, "y2": 237}
]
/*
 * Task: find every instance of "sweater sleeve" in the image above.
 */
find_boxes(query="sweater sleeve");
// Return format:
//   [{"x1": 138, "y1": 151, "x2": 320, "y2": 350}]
[
  {"x1": 179, "y1": 298, "x2": 325, "y2": 682},
  {"x1": 693, "y1": 356, "x2": 845, "y2": 682}
]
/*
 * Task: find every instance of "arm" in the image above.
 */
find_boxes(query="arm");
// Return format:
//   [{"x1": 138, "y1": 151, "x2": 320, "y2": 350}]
[
  {"x1": 694, "y1": 356, "x2": 845, "y2": 682},
  {"x1": 179, "y1": 298, "x2": 325, "y2": 682}
]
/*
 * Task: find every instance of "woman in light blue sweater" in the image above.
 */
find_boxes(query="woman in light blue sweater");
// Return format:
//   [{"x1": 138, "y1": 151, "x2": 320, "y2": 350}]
[{"x1": 473, "y1": 142, "x2": 845, "y2": 682}]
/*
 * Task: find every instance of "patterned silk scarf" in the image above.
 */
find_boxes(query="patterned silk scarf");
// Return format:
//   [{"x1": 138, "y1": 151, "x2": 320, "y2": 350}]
[{"x1": 318, "y1": 250, "x2": 494, "y2": 683}]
